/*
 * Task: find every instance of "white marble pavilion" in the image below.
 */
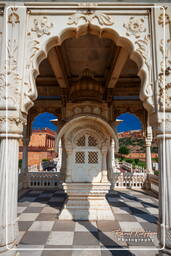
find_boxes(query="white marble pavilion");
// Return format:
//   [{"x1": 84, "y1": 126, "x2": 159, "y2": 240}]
[{"x1": 0, "y1": 1, "x2": 171, "y2": 255}]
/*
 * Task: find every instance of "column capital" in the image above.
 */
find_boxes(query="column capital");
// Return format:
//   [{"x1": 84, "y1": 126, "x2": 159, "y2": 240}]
[{"x1": 0, "y1": 116, "x2": 25, "y2": 138}]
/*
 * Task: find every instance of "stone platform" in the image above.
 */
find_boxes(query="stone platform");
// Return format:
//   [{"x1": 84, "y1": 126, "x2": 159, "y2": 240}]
[{"x1": 58, "y1": 182, "x2": 114, "y2": 220}]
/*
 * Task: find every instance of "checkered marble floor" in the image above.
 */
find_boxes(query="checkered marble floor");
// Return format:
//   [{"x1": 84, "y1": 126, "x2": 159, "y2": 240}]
[{"x1": 17, "y1": 189, "x2": 159, "y2": 256}]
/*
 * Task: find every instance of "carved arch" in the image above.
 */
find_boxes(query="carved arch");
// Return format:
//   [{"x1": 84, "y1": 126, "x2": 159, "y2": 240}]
[
  {"x1": 23, "y1": 23, "x2": 154, "y2": 117},
  {"x1": 55, "y1": 115, "x2": 118, "y2": 154}
]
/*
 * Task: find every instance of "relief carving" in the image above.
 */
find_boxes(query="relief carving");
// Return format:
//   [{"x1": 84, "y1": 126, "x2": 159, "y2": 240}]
[
  {"x1": 0, "y1": 117, "x2": 25, "y2": 135},
  {"x1": 0, "y1": 40, "x2": 21, "y2": 110},
  {"x1": 158, "y1": 7, "x2": 171, "y2": 27},
  {"x1": 8, "y1": 8, "x2": 20, "y2": 25},
  {"x1": 135, "y1": 34, "x2": 151, "y2": 70},
  {"x1": 123, "y1": 17, "x2": 146, "y2": 38},
  {"x1": 67, "y1": 11, "x2": 114, "y2": 26},
  {"x1": 158, "y1": 38, "x2": 171, "y2": 111},
  {"x1": 28, "y1": 17, "x2": 53, "y2": 38}
]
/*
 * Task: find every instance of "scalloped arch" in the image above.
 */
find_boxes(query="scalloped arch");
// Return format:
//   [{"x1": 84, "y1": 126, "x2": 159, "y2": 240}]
[{"x1": 28, "y1": 23, "x2": 153, "y2": 115}]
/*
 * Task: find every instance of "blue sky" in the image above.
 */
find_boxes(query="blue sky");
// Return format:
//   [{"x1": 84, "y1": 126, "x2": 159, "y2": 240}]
[{"x1": 32, "y1": 112, "x2": 142, "y2": 132}]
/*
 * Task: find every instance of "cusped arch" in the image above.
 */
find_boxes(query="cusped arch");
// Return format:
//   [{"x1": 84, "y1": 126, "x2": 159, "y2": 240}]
[
  {"x1": 24, "y1": 23, "x2": 154, "y2": 116},
  {"x1": 55, "y1": 115, "x2": 119, "y2": 153}
]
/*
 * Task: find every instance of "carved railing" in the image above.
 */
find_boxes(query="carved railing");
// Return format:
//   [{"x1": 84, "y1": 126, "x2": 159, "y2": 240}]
[
  {"x1": 112, "y1": 172, "x2": 146, "y2": 188},
  {"x1": 122, "y1": 161, "x2": 133, "y2": 172},
  {"x1": 27, "y1": 171, "x2": 62, "y2": 189}
]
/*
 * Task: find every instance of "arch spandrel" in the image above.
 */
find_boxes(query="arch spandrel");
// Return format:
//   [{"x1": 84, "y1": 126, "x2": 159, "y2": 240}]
[{"x1": 22, "y1": 9, "x2": 155, "y2": 118}]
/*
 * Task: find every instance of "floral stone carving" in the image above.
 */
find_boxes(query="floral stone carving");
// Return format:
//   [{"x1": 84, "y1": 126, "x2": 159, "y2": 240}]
[
  {"x1": 8, "y1": 8, "x2": 20, "y2": 25},
  {"x1": 67, "y1": 11, "x2": 114, "y2": 26},
  {"x1": 0, "y1": 40, "x2": 21, "y2": 110},
  {"x1": 123, "y1": 17, "x2": 146, "y2": 38},
  {"x1": 29, "y1": 16, "x2": 53, "y2": 38},
  {"x1": 158, "y1": 7, "x2": 171, "y2": 27}
]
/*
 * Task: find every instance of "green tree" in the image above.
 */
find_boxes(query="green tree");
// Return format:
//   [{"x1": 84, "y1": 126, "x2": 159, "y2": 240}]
[{"x1": 119, "y1": 146, "x2": 130, "y2": 155}]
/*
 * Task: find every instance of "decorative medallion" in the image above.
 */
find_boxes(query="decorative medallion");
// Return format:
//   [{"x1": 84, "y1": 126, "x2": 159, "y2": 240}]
[
  {"x1": 29, "y1": 17, "x2": 53, "y2": 38},
  {"x1": 67, "y1": 11, "x2": 114, "y2": 26},
  {"x1": 8, "y1": 8, "x2": 20, "y2": 25},
  {"x1": 123, "y1": 17, "x2": 146, "y2": 38}
]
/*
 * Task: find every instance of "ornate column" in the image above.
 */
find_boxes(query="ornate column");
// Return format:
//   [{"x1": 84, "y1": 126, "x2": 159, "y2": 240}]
[
  {"x1": 21, "y1": 126, "x2": 30, "y2": 173},
  {"x1": 158, "y1": 115, "x2": 171, "y2": 256},
  {"x1": 57, "y1": 139, "x2": 62, "y2": 171},
  {"x1": 21, "y1": 125, "x2": 30, "y2": 189},
  {"x1": 101, "y1": 149, "x2": 109, "y2": 183},
  {"x1": 107, "y1": 139, "x2": 115, "y2": 183},
  {"x1": 65, "y1": 146, "x2": 73, "y2": 182},
  {"x1": 145, "y1": 125, "x2": 153, "y2": 173},
  {"x1": 0, "y1": 4, "x2": 27, "y2": 255},
  {"x1": 0, "y1": 118, "x2": 23, "y2": 256}
]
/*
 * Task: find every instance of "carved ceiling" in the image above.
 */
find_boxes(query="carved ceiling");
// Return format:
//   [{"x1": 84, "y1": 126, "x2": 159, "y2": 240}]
[{"x1": 35, "y1": 33, "x2": 145, "y2": 121}]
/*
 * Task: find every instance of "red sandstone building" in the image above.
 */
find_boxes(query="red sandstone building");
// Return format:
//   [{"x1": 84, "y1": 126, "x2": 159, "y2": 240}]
[{"x1": 19, "y1": 128, "x2": 57, "y2": 166}]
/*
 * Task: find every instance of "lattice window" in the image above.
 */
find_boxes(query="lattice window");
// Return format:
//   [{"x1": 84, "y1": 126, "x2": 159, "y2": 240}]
[
  {"x1": 75, "y1": 152, "x2": 85, "y2": 163},
  {"x1": 76, "y1": 136, "x2": 85, "y2": 146},
  {"x1": 88, "y1": 152, "x2": 98, "y2": 164},
  {"x1": 88, "y1": 136, "x2": 97, "y2": 146}
]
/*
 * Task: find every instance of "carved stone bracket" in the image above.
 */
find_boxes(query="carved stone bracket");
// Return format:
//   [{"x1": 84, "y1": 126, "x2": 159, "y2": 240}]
[{"x1": 67, "y1": 10, "x2": 114, "y2": 26}]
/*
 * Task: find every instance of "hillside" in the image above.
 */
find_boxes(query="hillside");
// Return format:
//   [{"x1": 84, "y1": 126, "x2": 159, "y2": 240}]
[{"x1": 118, "y1": 133, "x2": 158, "y2": 153}]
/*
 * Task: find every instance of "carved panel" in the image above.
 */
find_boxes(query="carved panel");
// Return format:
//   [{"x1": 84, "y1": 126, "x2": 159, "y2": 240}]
[{"x1": 67, "y1": 10, "x2": 114, "y2": 26}]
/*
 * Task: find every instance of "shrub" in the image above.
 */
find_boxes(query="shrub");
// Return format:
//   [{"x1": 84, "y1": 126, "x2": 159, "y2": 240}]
[
  {"x1": 119, "y1": 146, "x2": 130, "y2": 155},
  {"x1": 42, "y1": 159, "x2": 49, "y2": 162},
  {"x1": 154, "y1": 170, "x2": 159, "y2": 176}
]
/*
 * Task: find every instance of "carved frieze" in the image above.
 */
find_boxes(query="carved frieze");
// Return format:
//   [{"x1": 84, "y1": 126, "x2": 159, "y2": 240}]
[
  {"x1": 28, "y1": 16, "x2": 53, "y2": 38},
  {"x1": 67, "y1": 11, "x2": 114, "y2": 26},
  {"x1": 123, "y1": 17, "x2": 146, "y2": 38}
]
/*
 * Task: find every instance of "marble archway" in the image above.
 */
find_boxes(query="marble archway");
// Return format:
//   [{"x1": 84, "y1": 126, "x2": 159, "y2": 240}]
[{"x1": 55, "y1": 115, "x2": 118, "y2": 220}]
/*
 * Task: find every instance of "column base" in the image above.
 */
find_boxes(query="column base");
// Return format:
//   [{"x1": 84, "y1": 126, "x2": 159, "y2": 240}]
[{"x1": 59, "y1": 182, "x2": 114, "y2": 220}]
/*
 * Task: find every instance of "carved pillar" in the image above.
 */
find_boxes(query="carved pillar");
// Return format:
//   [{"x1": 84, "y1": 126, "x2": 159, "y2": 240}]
[
  {"x1": 60, "y1": 139, "x2": 66, "y2": 179},
  {"x1": 0, "y1": 118, "x2": 23, "y2": 256},
  {"x1": 57, "y1": 139, "x2": 62, "y2": 171},
  {"x1": 21, "y1": 126, "x2": 30, "y2": 173},
  {"x1": 158, "y1": 116, "x2": 171, "y2": 256},
  {"x1": 145, "y1": 125, "x2": 153, "y2": 173},
  {"x1": 101, "y1": 149, "x2": 109, "y2": 183},
  {"x1": 108, "y1": 139, "x2": 115, "y2": 182},
  {"x1": 65, "y1": 147, "x2": 72, "y2": 182}
]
